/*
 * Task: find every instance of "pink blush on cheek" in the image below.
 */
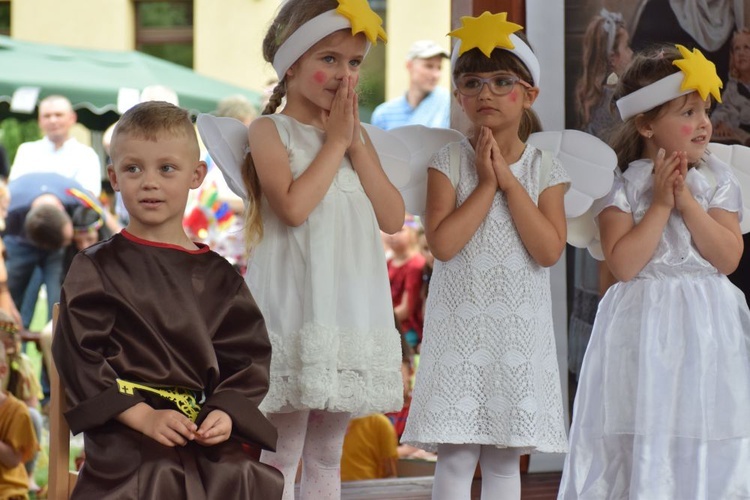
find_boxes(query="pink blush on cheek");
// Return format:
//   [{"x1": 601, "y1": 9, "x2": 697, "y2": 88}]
[
  {"x1": 680, "y1": 125, "x2": 693, "y2": 136},
  {"x1": 508, "y1": 90, "x2": 518, "y2": 102},
  {"x1": 312, "y1": 71, "x2": 326, "y2": 85}
]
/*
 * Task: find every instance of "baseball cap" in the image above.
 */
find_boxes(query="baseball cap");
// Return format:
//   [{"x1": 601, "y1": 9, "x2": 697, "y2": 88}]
[{"x1": 406, "y1": 40, "x2": 450, "y2": 60}]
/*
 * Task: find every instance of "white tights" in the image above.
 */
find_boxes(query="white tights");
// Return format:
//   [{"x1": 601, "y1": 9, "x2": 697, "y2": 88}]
[
  {"x1": 260, "y1": 410, "x2": 351, "y2": 500},
  {"x1": 432, "y1": 444, "x2": 523, "y2": 500}
]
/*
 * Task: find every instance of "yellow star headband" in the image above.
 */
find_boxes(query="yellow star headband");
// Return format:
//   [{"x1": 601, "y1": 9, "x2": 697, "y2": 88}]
[
  {"x1": 616, "y1": 44, "x2": 723, "y2": 121},
  {"x1": 448, "y1": 11, "x2": 540, "y2": 86},
  {"x1": 272, "y1": 0, "x2": 387, "y2": 80}
]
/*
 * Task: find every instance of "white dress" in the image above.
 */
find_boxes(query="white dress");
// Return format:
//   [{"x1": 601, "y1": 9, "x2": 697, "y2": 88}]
[
  {"x1": 402, "y1": 139, "x2": 570, "y2": 453},
  {"x1": 247, "y1": 114, "x2": 403, "y2": 415},
  {"x1": 558, "y1": 156, "x2": 750, "y2": 499}
]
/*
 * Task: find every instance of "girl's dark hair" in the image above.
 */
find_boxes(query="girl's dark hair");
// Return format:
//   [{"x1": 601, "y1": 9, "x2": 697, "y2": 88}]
[
  {"x1": 609, "y1": 44, "x2": 683, "y2": 170},
  {"x1": 452, "y1": 34, "x2": 542, "y2": 141},
  {"x1": 242, "y1": 0, "x2": 339, "y2": 247}
]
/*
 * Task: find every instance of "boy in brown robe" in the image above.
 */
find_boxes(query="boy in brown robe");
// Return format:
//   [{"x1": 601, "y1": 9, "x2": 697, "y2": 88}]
[{"x1": 51, "y1": 101, "x2": 283, "y2": 500}]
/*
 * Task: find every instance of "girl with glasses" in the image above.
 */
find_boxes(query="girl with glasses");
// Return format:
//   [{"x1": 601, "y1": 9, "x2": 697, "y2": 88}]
[{"x1": 401, "y1": 12, "x2": 569, "y2": 500}]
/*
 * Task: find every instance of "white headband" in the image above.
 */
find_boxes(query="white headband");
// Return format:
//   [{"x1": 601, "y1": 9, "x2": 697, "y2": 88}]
[
  {"x1": 272, "y1": 9, "x2": 371, "y2": 80},
  {"x1": 616, "y1": 72, "x2": 688, "y2": 121},
  {"x1": 450, "y1": 34, "x2": 541, "y2": 88}
]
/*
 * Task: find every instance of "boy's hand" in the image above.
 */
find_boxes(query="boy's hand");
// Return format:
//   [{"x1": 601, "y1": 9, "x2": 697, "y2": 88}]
[
  {"x1": 119, "y1": 403, "x2": 197, "y2": 447},
  {"x1": 194, "y1": 409, "x2": 232, "y2": 446},
  {"x1": 142, "y1": 409, "x2": 197, "y2": 447}
]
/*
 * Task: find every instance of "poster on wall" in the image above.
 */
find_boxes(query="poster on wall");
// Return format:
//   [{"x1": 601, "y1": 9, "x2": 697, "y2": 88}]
[{"x1": 564, "y1": 0, "x2": 748, "y2": 144}]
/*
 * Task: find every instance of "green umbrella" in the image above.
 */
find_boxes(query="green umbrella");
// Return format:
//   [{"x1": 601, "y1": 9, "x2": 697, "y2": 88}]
[{"x1": 0, "y1": 35, "x2": 261, "y2": 130}]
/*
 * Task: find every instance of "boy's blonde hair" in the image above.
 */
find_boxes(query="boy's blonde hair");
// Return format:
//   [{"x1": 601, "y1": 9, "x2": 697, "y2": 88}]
[{"x1": 110, "y1": 101, "x2": 199, "y2": 160}]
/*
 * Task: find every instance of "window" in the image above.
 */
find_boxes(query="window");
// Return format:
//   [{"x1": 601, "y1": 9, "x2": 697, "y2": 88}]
[
  {"x1": 134, "y1": 1, "x2": 193, "y2": 68},
  {"x1": 0, "y1": 1, "x2": 10, "y2": 36}
]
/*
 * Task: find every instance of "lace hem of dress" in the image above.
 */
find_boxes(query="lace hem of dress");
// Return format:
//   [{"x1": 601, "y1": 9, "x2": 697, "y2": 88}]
[{"x1": 259, "y1": 321, "x2": 404, "y2": 414}]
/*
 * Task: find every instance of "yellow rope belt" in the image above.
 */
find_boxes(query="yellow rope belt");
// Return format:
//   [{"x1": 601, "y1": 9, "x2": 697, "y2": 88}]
[{"x1": 116, "y1": 379, "x2": 204, "y2": 422}]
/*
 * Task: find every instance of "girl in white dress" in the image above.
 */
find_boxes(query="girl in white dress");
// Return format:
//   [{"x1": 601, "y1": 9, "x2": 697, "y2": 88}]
[
  {"x1": 401, "y1": 13, "x2": 570, "y2": 500},
  {"x1": 241, "y1": 1, "x2": 404, "y2": 498},
  {"x1": 558, "y1": 44, "x2": 750, "y2": 499}
]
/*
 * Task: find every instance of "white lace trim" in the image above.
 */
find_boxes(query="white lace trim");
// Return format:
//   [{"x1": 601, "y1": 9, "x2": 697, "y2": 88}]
[{"x1": 260, "y1": 321, "x2": 404, "y2": 414}]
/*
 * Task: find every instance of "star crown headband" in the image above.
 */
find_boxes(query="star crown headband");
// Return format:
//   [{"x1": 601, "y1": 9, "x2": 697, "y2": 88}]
[
  {"x1": 616, "y1": 44, "x2": 723, "y2": 121},
  {"x1": 448, "y1": 11, "x2": 540, "y2": 88},
  {"x1": 272, "y1": 0, "x2": 387, "y2": 81}
]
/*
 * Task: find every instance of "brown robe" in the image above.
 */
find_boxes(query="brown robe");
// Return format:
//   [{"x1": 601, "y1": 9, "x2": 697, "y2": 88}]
[{"x1": 52, "y1": 231, "x2": 283, "y2": 500}]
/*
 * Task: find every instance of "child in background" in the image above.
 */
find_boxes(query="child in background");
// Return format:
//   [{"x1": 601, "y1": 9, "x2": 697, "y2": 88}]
[
  {"x1": 386, "y1": 215, "x2": 426, "y2": 348},
  {"x1": 52, "y1": 101, "x2": 283, "y2": 499},
  {"x1": 711, "y1": 29, "x2": 750, "y2": 144},
  {"x1": 558, "y1": 45, "x2": 750, "y2": 498},
  {"x1": 0, "y1": 310, "x2": 42, "y2": 495},
  {"x1": 574, "y1": 9, "x2": 633, "y2": 139},
  {"x1": 237, "y1": 1, "x2": 405, "y2": 498},
  {"x1": 340, "y1": 413, "x2": 399, "y2": 481},
  {"x1": 0, "y1": 341, "x2": 38, "y2": 500},
  {"x1": 402, "y1": 12, "x2": 569, "y2": 500}
]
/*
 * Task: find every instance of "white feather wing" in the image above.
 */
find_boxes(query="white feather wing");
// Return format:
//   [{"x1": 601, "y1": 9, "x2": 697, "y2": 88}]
[
  {"x1": 196, "y1": 114, "x2": 249, "y2": 199},
  {"x1": 363, "y1": 124, "x2": 465, "y2": 216},
  {"x1": 527, "y1": 130, "x2": 617, "y2": 257},
  {"x1": 705, "y1": 142, "x2": 750, "y2": 234}
]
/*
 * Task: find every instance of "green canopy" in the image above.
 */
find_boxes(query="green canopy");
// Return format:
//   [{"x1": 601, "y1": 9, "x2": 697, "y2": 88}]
[{"x1": 0, "y1": 35, "x2": 261, "y2": 130}]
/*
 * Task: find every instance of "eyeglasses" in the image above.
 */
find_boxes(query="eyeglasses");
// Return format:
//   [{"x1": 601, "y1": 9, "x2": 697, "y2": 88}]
[{"x1": 455, "y1": 74, "x2": 532, "y2": 97}]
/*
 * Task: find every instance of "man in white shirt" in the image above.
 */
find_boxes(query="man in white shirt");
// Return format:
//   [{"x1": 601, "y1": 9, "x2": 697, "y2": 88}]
[{"x1": 10, "y1": 95, "x2": 101, "y2": 197}]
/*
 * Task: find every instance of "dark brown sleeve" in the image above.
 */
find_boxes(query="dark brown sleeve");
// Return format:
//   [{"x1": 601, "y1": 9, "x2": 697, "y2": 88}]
[
  {"x1": 51, "y1": 254, "x2": 144, "y2": 434},
  {"x1": 198, "y1": 281, "x2": 277, "y2": 452}
]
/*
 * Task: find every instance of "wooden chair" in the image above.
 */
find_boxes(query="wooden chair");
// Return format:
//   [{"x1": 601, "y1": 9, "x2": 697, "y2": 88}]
[{"x1": 48, "y1": 303, "x2": 78, "y2": 499}]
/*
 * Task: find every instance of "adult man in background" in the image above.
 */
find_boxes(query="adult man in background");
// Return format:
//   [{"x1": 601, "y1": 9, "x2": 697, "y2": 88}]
[
  {"x1": 4, "y1": 173, "x2": 94, "y2": 329},
  {"x1": 370, "y1": 40, "x2": 451, "y2": 130},
  {"x1": 10, "y1": 95, "x2": 101, "y2": 197}
]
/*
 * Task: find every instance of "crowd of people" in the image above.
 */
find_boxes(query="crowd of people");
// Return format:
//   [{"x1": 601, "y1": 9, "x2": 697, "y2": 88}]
[{"x1": 0, "y1": 1, "x2": 748, "y2": 499}]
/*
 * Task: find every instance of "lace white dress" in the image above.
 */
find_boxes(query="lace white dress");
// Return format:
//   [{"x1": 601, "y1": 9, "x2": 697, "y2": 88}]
[
  {"x1": 402, "y1": 139, "x2": 570, "y2": 453},
  {"x1": 558, "y1": 156, "x2": 750, "y2": 499},
  {"x1": 247, "y1": 114, "x2": 403, "y2": 415}
]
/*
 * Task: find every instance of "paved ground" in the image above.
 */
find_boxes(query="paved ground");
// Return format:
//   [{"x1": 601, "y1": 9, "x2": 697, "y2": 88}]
[{"x1": 336, "y1": 472, "x2": 562, "y2": 499}]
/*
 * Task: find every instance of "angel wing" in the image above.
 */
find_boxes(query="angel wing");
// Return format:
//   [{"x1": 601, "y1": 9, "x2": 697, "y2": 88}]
[
  {"x1": 362, "y1": 124, "x2": 465, "y2": 215},
  {"x1": 196, "y1": 114, "x2": 249, "y2": 199},
  {"x1": 705, "y1": 142, "x2": 750, "y2": 234},
  {"x1": 527, "y1": 130, "x2": 617, "y2": 259}
]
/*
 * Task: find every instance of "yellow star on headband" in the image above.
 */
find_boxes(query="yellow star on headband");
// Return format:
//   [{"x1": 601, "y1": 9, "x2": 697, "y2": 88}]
[
  {"x1": 448, "y1": 11, "x2": 523, "y2": 57},
  {"x1": 336, "y1": 0, "x2": 387, "y2": 45},
  {"x1": 672, "y1": 44, "x2": 723, "y2": 103}
]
